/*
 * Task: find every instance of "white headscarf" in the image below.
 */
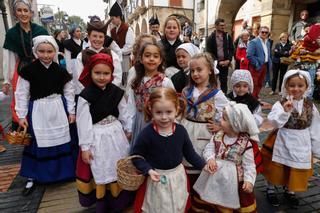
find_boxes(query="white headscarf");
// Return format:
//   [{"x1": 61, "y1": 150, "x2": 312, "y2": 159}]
[
  {"x1": 32, "y1": 35, "x2": 59, "y2": 63},
  {"x1": 175, "y1": 43, "x2": 200, "y2": 57},
  {"x1": 230, "y1": 69, "x2": 254, "y2": 94},
  {"x1": 281, "y1": 69, "x2": 311, "y2": 98},
  {"x1": 225, "y1": 102, "x2": 259, "y2": 138}
]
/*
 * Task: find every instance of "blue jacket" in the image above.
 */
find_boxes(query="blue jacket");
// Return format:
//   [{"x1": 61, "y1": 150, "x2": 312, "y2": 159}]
[{"x1": 247, "y1": 37, "x2": 272, "y2": 71}]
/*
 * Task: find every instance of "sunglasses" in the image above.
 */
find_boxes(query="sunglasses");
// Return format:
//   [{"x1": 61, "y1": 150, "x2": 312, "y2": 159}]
[{"x1": 261, "y1": 31, "x2": 269, "y2": 34}]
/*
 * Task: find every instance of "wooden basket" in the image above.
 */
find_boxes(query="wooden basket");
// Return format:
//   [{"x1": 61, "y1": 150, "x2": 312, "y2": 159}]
[
  {"x1": 6, "y1": 126, "x2": 32, "y2": 146},
  {"x1": 117, "y1": 155, "x2": 145, "y2": 191}
]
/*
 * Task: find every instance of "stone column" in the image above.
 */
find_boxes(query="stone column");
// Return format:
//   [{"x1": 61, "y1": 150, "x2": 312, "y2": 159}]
[{"x1": 261, "y1": 0, "x2": 292, "y2": 42}]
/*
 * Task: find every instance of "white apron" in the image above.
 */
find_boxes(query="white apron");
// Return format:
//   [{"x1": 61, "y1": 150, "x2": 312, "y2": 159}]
[
  {"x1": 31, "y1": 94, "x2": 70, "y2": 147},
  {"x1": 181, "y1": 119, "x2": 211, "y2": 173},
  {"x1": 90, "y1": 117, "x2": 130, "y2": 184},
  {"x1": 142, "y1": 164, "x2": 188, "y2": 213},
  {"x1": 193, "y1": 159, "x2": 240, "y2": 209}
]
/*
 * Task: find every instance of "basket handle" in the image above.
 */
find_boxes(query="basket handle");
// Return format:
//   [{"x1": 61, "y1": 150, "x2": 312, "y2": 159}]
[{"x1": 126, "y1": 155, "x2": 145, "y2": 161}]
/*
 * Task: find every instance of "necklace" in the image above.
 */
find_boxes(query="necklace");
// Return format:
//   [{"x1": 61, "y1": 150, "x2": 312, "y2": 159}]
[{"x1": 20, "y1": 25, "x2": 33, "y2": 58}]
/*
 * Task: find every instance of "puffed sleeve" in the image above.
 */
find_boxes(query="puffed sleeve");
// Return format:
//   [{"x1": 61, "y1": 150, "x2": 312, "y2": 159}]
[
  {"x1": 64, "y1": 49, "x2": 72, "y2": 74},
  {"x1": 253, "y1": 105, "x2": 264, "y2": 127},
  {"x1": 121, "y1": 27, "x2": 135, "y2": 55},
  {"x1": 63, "y1": 80, "x2": 75, "y2": 115},
  {"x1": 110, "y1": 50, "x2": 122, "y2": 87},
  {"x1": 267, "y1": 101, "x2": 291, "y2": 128},
  {"x1": 162, "y1": 77, "x2": 175, "y2": 90},
  {"x1": 311, "y1": 105, "x2": 320, "y2": 159},
  {"x1": 118, "y1": 96, "x2": 132, "y2": 132},
  {"x1": 74, "y1": 52, "x2": 85, "y2": 92},
  {"x1": 242, "y1": 144, "x2": 257, "y2": 185},
  {"x1": 76, "y1": 97, "x2": 94, "y2": 151},
  {"x1": 126, "y1": 85, "x2": 137, "y2": 131},
  {"x1": 203, "y1": 136, "x2": 216, "y2": 161},
  {"x1": 15, "y1": 77, "x2": 30, "y2": 118},
  {"x1": 3, "y1": 49, "x2": 17, "y2": 85}
]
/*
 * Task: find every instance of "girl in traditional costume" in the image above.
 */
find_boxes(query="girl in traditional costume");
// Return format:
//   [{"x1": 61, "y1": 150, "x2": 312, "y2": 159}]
[
  {"x1": 15, "y1": 35, "x2": 76, "y2": 196},
  {"x1": 64, "y1": 25, "x2": 84, "y2": 96},
  {"x1": 127, "y1": 42, "x2": 174, "y2": 146},
  {"x1": 171, "y1": 43, "x2": 200, "y2": 93},
  {"x1": 262, "y1": 70, "x2": 320, "y2": 208},
  {"x1": 194, "y1": 102, "x2": 260, "y2": 213},
  {"x1": 228, "y1": 69, "x2": 263, "y2": 128},
  {"x1": 180, "y1": 52, "x2": 229, "y2": 211},
  {"x1": 131, "y1": 87, "x2": 207, "y2": 213},
  {"x1": 76, "y1": 53, "x2": 133, "y2": 212},
  {"x1": 2, "y1": 0, "x2": 48, "y2": 129}
]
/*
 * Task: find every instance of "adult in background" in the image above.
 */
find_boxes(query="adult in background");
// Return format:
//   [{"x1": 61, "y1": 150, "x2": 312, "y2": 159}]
[
  {"x1": 206, "y1": 18, "x2": 234, "y2": 94},
  {"x1": 247, "y1": 26, "x2": 272, "y2": 99},
  {"x1": 234, "y1": 25, "x2": 255, "y2": 69},
  {"x1": 235, "y1": 30, "x2": 250, "y2": 70},
  {"x1": 2, "y1": 0, "x2": 48, "y2": 129},
  {"x1": 64, "y1": 25, "x2": 84, "y2": 96},
  {"x1": 54, "y1": 29, "x2": 67, "y2": 64},
  {"x1": 109, "y1": 1, "x2": 135, "y2": 87},
  {"x1": 160, "y1": 16, "x2": 183, "y2": 78},
  {"x1": 149, "y1": 14, "x2": 162, "y2": 41},
  {"x1": 270, "y1": 32, "x2": 292, "y2": 95},
  {"x1": 182, "y1": 21, "x2": 192, "y2": 42},
  {"x1": 290, "y1": 10, "x2": 309, "y2": 42}
]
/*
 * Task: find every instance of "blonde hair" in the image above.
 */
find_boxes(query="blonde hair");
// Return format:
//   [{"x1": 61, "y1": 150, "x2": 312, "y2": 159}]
[
  {"x1": 163, "y1": 16, "x2": 181, "y2": 37},
  {"x1": 189, "y1": 53, "x2": 218, "y2": 88},
  {"x1": 132, "y1": 34, "x2": 157, "y2": 63},
  {"x1": 144, "y1": 87, "x2": 186, "y2": 122},
  {"x1": 279, "y1": 32, "x2": 288, "y2": 40}
]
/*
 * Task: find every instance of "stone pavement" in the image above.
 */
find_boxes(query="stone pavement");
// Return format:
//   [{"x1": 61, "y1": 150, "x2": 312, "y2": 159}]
[{"x1": 0, "y1": 87, "x2": 320, "y2": 213}]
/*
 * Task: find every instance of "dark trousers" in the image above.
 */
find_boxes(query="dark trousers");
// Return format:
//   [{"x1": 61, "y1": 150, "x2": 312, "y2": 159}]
[
  {"x1": 272, "y1": 62, "x2": 288, "y2": 92},
  {"x1": 217, "y1": 65, "x2": 229, "y2": 94}
]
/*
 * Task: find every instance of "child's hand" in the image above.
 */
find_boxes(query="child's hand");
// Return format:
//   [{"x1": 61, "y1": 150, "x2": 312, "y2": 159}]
[
  {"x1": 148, "y1": 169, "x2": 161, "y2": 182},
  {"x1": 19, "y1": 118, "x2": 28, "y2": 129},
  {"x1": 207, "y1": 120, "x2": 221, "y2": 133},
  {"x1": 282, "y1": 99, "x2": 293, "y2": 112},
  {"x1": 205, "y1": 159, "x2": 218, "y2": 173},
  {"x1": 82, "y1": 150, "x2": 93, "y2": 164},
  {"x1": 125, "y1": 131, "x2": 132, "y2": 141},
  {"x1": 2, "y1": 84, "x2": 10, "y2": 95},
  {"x1": 242, "y1": 181, "x2": 253, "y2": 193},
  {"x1": 68, "y1": 114, "x2": 76, "y2": 123}
]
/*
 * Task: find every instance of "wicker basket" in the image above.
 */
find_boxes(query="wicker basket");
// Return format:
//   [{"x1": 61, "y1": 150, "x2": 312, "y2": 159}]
[
  {"x1": 6, "y1": 126, "x2": 32, "y2": 146},
  {"x1": 117, "y1": 155, "x2": 145, "y2": 191}
]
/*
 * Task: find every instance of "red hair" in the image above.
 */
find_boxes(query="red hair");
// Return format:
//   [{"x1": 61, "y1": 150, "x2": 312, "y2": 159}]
[{"x1": 144, "y1": 87, "x2": 186, "y2": 122}]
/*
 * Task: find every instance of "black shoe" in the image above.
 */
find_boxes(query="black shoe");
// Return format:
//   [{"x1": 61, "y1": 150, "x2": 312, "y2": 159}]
[
  {"x1": 22, "y1": 183, "x2": 36, "y2": 196},
  {"x1": 266, "y1": 192, "x2": 280, "y2": 207},
  {"x1": 284, "y1": 192, "x2": 299, "y2": 208}
]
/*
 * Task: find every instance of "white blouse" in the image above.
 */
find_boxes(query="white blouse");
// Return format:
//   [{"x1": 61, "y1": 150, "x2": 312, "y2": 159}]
[
  {"x1": 76, "y1": 96, "x2": 131, "y2": 151},
  {"x1": 203, "y1": 134, "x2": 256, "y2": 185},
  {"x1": 2, "y1": 49, "x2": 18, "y2": 85}
]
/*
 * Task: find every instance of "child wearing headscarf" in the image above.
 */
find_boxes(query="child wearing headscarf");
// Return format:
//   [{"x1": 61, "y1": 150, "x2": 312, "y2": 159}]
[
  {"x1": 171, "y1": 43, "x2": 200, "y2": 93},
  {"x1": 15, "y1": 35, "x2": 76, "y2": 196},
  {"x1": 76, "y1": 53, "x2": 133, "y2": 212},
  {"x1": 228, "y1": 69, "x2": 263, "y2": 127},
  {"x1": 262, "y1": 70, "x2": 320, "y2": 208},
  {"x1": 194, "y1": 102, "x2": 261, "y2": 212}
]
